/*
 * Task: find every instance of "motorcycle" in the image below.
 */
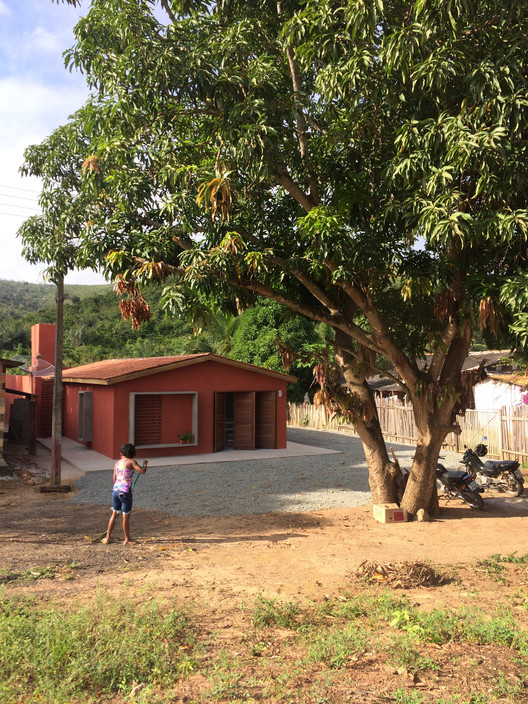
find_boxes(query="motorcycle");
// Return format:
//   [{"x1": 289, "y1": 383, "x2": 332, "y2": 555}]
[
  {"x1": 461, "y1": 442, "x2": 524, "y2": 497},
  {"x1": 436, "y1": 462, "x2": 485, "y2": 510}
]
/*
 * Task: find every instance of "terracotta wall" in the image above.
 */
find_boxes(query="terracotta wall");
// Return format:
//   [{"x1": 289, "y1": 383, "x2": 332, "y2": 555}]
[
  {"x1": 5, "y1": 376, "x2": 54, "y2": 438},
  {"x1": 31, "y1": 324, "x2": 56, "y2": 368},
  {"x1": 63, "y1": 359, "x2": 289, "y2": 459}
]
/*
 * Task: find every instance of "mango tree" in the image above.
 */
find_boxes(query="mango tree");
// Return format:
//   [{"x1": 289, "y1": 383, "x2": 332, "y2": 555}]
[{"x1": 22, "y1": 0, "x2": 528, "y2": 514}]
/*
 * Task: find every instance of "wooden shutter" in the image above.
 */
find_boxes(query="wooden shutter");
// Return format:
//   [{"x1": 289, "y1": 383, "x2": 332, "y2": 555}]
[
  {"x1": 255, "y1": 391, "x2": 276, "y2": 449},
  {"x1": 233, "y1": 391, "x2": 255, "y2": 450},
  {"x1": 213, "y1": 392, "x2": 225, "y2": 452},
  {"x1": 78, "y1": 391, "x2": 93, "y2": 442},
  {"x1": 135, "y1": 394, "x2": 162, "y2": 445}
]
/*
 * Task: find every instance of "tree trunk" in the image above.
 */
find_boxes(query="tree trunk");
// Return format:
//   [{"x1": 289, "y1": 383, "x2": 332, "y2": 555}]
[
  {"x1": 400, "y1": 425, "x2": 443, "y2": 516},
  {"x1": 400, "y1": 320, "x2": 472, "y2": 515},
  {"x1": 334, "y1": 334, "x2": 401, "y2": 505},
  {"x1": 51, "y1": 276, "x2": 64, "y2": 487}
]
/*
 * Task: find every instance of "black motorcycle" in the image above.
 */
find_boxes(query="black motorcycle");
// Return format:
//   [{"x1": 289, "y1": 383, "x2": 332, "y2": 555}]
[
  {"x1": 461, "y1": 443, "x2": 524, "y2": 497},
  {"x1": 436, "y1": 462, "x2": 485, "y2": 510}
]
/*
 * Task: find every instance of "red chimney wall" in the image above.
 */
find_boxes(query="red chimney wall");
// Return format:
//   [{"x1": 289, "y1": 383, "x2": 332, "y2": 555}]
[{"x1": 31, "y1": 324, "x2": 56, "y2": 367}]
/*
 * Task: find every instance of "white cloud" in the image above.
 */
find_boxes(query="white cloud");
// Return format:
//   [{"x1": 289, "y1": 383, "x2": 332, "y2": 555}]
[
  {"x1": 31, "y1": 26, "x2": 64, "y2": 54},
  {"x1": 0, "y1": 75, "x2": 87, "y2": 144},
  {"x1": 0, "y1": 1, "x2": 10, "y2": 16}
]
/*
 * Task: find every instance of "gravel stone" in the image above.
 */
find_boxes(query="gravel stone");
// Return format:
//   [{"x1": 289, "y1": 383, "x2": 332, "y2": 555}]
[{"x1": 71, "y1": 427, "x2": 463, "y2": 517}]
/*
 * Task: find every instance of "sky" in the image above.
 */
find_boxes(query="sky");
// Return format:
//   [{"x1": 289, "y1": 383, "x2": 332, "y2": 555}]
[{"x1": 0, "y1": 0, "x2": 107, "y2": 285}]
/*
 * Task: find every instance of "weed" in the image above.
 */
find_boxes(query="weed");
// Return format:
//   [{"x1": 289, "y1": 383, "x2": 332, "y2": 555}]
[
  {"x1": 208, "y1": 650, "x2": 245, "y2": 700},
  {"x1": 385, "y1": 600, "x2": 528, "y2": 654},
  {"x1": 252, "y1": 595, "x2": 299, "y2": 629},
  {"x1": 248, "y1": 640, "x2": 270, "y2": 657},
  {"x1": 492, "y1": 670, "x2": 524, "y2": 699},
  {"x1": 476, "y1": 556, "x2": 506, "y2": 580},
  {"x1": 23, "y1": 566, "x2": 56, "y2": 580},
  {"x1": 307, "y1": 623, "x2": 369, "y2": 668},
  {"x1": 385, "y1": 632, "x2": 438, "y2": 674},
  {"x1": 476, "y1": 552, "x2": 528, "y2": 582},
  {"x1": 0, "y1": 569, "x2": 19, "y2": 585},
  {"x1": 390, "y1": 609, "x2": 427, "y2": 638},
  {"x1": 393, "y1": 691, "x2": 489, "y2": 703},
  {"x1": 315, "y1": 593, "x2": 374, "y2": 622},
  {"x1": 457, "y1": 607, "x2": 527, "y2": 651},
  {"x1": 0, "y1": 562, "x2": 83, "y2": 585},
  {"x1": 497, "y1": 552, "x2": 528, "y2": 564},
  {"x1": 0, "y1": 588, "x2": 198, "y2": 703},
  {"x1": 393, "y1": 689, "x2": 425, "y2": 703}
]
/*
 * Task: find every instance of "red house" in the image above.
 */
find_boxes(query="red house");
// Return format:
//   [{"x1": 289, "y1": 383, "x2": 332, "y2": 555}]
[{"x1": 7, "y1": 324, "x2": 296, "y2": 460}]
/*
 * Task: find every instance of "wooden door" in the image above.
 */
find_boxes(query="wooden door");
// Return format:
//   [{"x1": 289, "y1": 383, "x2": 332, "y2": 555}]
[
  {"x1": 255, "y1": 391, "x2": 276, "y2": 449},
  {"x1": 233, "y1": 391, "x2": 255, "y2": 450},
  {"x1": 213, "y1": 392, "x2": 225, "y2": 452}
]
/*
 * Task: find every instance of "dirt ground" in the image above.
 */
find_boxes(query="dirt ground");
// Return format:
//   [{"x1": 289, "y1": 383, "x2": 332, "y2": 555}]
[
  {"x1": 2, "y1": 445, "x2": 528, "y2": 602},
  {"x1": 2, "y1": 444, "x2": 528, "y2": 702}
]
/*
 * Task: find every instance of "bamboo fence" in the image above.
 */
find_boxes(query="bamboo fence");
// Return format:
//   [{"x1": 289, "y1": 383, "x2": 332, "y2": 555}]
[{"x1": 288, "y1": 398, "x2": 528, "y2": 463}]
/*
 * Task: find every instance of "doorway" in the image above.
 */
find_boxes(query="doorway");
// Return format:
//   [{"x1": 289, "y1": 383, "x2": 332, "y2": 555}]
[{"x1": 213, "y1": 391, "x2": 277, "y2": 452}]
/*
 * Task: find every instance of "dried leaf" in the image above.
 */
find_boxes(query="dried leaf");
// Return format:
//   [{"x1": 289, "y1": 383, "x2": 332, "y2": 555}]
[
  {"x1": 81, "y1": 155, "x2": 100, "y2": 174},
  {"x1": 478, "y1": 296, "x2": 499, "y2": 336}
]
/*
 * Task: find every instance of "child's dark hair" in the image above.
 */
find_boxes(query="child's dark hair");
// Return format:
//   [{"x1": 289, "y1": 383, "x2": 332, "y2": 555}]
[{"x1": 120, "y1": 443, "x2": 136, "y2": 459}]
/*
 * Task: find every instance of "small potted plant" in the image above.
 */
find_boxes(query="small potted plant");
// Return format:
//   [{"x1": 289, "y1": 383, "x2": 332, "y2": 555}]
[{"x1": 178, "y1": 431, "x2": 194, "y2": 444}]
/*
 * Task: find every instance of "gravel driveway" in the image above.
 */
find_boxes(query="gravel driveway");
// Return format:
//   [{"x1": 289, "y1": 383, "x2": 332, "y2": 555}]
[{"x1": 71, "y1": 428, "x2": 463, "y2": 517}]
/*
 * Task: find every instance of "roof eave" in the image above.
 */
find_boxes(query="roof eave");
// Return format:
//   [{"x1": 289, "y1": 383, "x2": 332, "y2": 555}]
[{"x1": 59, "y1": 353, "x2": 298, "y2": 386}]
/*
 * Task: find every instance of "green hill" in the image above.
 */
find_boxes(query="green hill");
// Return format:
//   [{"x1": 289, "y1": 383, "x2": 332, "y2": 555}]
[{"x1": 0, "y1": 279, "x2": 111, "y2": 314}]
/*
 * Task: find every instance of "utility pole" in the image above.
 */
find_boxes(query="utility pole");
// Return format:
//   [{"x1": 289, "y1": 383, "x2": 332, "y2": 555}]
[
  {"x1": 42, "y1": 274, "x2": 71, "y2": 492},
  {"x1": 51, "y1": 274, "x2": 63, "y2": 485}
]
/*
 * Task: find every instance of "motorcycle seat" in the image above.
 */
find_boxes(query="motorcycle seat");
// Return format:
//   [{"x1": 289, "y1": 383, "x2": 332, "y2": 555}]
[
  {"x1": 445, "y1": 470, "x2": 469, "y2": 480},
  {"x1": 482, "y1": 460, "x2": 517, "y2": 471}
]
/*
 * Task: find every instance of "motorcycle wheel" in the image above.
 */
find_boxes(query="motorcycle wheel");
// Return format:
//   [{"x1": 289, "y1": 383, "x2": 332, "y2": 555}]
[
  {"x1": 458, "y1": 488, "x2": 484, "y2": 510},
  {"x1": 499, "y1": 472, "x2": 524, "y2": 497}
]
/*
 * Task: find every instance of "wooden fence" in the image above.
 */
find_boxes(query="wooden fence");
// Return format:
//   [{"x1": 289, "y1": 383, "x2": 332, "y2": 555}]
[{"x1": 287, "y1": 398, "x2": 528, "y2": 462}]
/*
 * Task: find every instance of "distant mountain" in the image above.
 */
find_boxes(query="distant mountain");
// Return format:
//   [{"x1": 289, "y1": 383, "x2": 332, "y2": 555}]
[{"x1": 0, "y1": 279, "x2": 111, "y2": 314}]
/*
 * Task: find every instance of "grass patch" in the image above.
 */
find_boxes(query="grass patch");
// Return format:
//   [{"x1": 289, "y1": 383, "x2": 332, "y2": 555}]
[
  {"x1": 307, "y1": 622, "x2": 370, "y2": 668},
  {"x1": 0, "y1": 561, "x2": 82, "y2": 585},
  {"x1": 1, "y1": 579, "x2": 527, "y2": 703},
  {"x1": 252, "y1": 595, "x2": 300, "y2": 629},
  {"x1": 0, "y1": 588, "x2": 198, "y2": 703}
]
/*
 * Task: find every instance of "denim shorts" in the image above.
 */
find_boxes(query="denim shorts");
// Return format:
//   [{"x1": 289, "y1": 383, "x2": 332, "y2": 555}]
[{"x1": 112, "y1": 490, "x2": 133, "y2": 515}]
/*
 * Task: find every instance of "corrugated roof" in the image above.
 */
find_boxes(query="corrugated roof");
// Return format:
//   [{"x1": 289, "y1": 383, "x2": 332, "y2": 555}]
[
  {"x1": 487, "y1": 372, "x2": 528, "y2": 388},
  {"x1": 57, "y1": 353, "x2": 297, "y2": 386},
  {"x1": 366, "y1": 350, "x2": 512, "y2": 393}
]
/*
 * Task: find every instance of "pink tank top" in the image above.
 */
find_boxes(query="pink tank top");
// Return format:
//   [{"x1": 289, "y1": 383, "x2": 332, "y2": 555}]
[{"x1": 113, "y1": 458, "x2": 134, "y2": 492}]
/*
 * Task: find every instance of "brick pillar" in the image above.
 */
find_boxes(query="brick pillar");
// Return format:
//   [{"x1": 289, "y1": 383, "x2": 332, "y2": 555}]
[{"x1": 31, "y1": 324, "x2": 56, "y2": 367}]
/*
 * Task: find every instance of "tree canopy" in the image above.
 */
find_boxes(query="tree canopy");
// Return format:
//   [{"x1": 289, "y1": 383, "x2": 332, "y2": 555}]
[{"x1": 19, "y1": 0, "x2": 528, "y2": 513}]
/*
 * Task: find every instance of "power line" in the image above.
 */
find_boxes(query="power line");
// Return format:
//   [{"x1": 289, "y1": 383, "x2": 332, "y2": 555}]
[
  {"x1": 0, "y1": 211, "x2": 40, "y2": 218},
  {"x1": 0, "y1": 192, "x2": 40, "y2": 203},
  {"x1": 0, "y1": 202, "x2": 41, "y2": 212},
  {"x1": 0, "y1": 183, "x2": 41, "y2": 194}
]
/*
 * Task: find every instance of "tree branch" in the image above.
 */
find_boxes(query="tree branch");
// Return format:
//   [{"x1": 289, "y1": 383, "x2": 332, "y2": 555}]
[
  {"x1": 131, "y1": 255, "x2": 185, "y2": 277},
  {"x1": 338, "y1": 278, "x2": 419, "y2": 386},
  {"x1": 159, "y1": 0, "x2": 177, "y2": 25},
  {"x1": 239, "y1": 228, "x2": 342, "y2": 314},
  {"x1": 275, "y1": 167, "x2": 315, "y2": 213},
  {"x1": 277, "y1": 1, "x2": 320, "y2": 207}
]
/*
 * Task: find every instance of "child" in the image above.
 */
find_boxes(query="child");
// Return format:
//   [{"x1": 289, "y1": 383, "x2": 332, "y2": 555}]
[{"x1": 102, "y1": 443, "x2": 148, "y2": 545}]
